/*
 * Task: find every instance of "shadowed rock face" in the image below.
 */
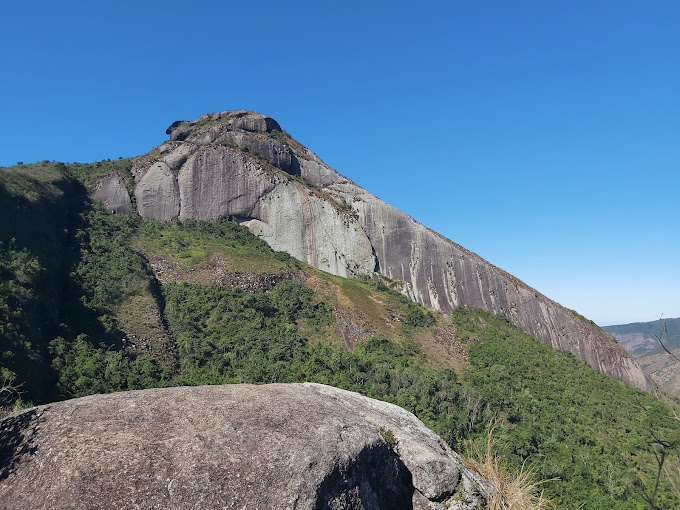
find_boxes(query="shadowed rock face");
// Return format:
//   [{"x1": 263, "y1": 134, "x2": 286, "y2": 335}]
[
  {"x1": 0, "y1": 383, "x2": 494, "y2": 510},
  {"x1": 122, "y1": 110, "x2": 654, "y2": 393}
]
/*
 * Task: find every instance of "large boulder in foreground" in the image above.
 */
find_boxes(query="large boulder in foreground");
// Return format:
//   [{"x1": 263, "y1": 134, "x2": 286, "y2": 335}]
[{"x1": 0, "y1": 383, "x2": 494, "y2": 509}]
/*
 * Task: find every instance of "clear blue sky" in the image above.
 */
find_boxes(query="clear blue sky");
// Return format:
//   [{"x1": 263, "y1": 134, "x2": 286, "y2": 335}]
[{"x1": 1, "y1": 1, "x2": 678, "y2": 326}]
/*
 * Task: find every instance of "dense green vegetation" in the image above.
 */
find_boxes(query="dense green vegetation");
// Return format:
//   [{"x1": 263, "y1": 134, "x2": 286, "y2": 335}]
[
  {"x1": 457, "y1": 307, "x2": 680, "y2": 509},
  {"x1": 1, "y1": 161, "x2": 679, "y2": 509},
  {"x1": 135, "y1": 216, "x2": 297, "y2": 274},
  {"x1": 0, "y1": 162, "x2": 81, "y2": 403},
  {"x1": 0, "y1": 240, "x2": 49, "y2": 401}
]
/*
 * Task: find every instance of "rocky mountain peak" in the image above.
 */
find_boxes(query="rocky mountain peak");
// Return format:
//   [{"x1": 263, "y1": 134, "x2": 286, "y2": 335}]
[
  {"x1": 165, "y1": 110, "x2": 283, "y2": 142},
  {"x1": 93, "y1": 110, "x2": 655, "y2": 393}
]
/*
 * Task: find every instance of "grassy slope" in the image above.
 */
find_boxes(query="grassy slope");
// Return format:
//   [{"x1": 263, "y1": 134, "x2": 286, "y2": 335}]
[{"x1": 1, "y1": 161, "x2": 679, "y2": 508}]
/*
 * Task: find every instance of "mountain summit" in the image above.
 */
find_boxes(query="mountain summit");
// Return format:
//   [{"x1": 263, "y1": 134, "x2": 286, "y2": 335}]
[{"x1": 95, "y1": 109, "x2": 652, "y2": 392}]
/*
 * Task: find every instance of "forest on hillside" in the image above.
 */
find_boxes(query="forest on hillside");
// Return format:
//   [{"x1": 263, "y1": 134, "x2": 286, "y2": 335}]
[{"x1": 1, "y1": 161, "x2": 679, "y2": 509}]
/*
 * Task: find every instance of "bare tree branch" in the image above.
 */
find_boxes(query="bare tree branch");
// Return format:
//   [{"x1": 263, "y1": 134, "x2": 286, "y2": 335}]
[
  {"x1": 0, "y1": 376, "x2": 24, "y2": 403},
  {"x1": 653, "y1": 319, "x2": 680, "y2": 362}
]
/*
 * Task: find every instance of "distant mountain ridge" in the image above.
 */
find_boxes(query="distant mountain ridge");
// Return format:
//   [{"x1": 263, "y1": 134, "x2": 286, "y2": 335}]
[
  {"x1": 605, "y1": 317, "x2": 680, "y2": 394},
  {"x1": 94, "y1": 109, "x2": 653, "y2": 392},
  {"x1": 604, "y1": 317, "x2": 680, "y2": 356}
]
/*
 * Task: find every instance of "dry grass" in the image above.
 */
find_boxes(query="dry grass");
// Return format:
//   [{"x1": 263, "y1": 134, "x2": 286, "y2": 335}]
[
  {"x1": 300, "y1": 269, "x2": 471, "y2": 372},
  {"x1": 467, "y1": 427, "x2": 557, "y2": 510},
  {"x1": 410, "y1": 322, "x2": 468, "y2": 373},
  {"x1": 116, "y1": 292, "x2": 176, "y2": 368}
]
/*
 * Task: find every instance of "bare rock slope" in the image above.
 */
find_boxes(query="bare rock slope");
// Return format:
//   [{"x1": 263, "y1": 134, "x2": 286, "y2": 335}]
[
  {"x1": 108, "y1": 110, "x2": 652, "y2": 392},
  {"x1": 93, "y1": 174, "x2": 132, "y2": 215},
  {"x1": 0, "y1": 383, "x2": 494, "y2": 510}
]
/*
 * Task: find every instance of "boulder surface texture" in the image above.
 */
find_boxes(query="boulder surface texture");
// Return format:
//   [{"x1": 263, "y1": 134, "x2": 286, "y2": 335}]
[
  {"x1": 104, "y1": 110, "x2": 652, "y2": 393},
  {"x1": 0, "y1": 383, "x2": 494, "y2": 510}
]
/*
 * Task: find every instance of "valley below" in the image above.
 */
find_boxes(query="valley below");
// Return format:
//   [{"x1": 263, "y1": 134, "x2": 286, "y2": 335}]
[{"x1": 606, "y1": 318, "x2": 680, "y2": 395}]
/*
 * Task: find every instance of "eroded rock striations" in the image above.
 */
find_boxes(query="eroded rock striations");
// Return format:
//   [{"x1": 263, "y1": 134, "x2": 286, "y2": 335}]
[
  {"x1": 0, "y1": 383, "x2": 494, "y2": 510},
  {"x1": 98, "y1": 110, "x2": 653, "y2": 392}
]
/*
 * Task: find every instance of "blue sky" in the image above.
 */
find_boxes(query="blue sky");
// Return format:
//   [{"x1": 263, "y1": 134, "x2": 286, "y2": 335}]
[{"x1": 1, "y1": 1, "x2": 678, "y2": 325}]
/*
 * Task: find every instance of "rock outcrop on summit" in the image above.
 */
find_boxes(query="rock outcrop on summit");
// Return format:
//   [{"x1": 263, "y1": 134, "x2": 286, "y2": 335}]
[
  {"x1": 0, "y1": 383, "x2": 494, "y2": 509},
  {"x1": 104, "y1": 110, "x2": 653, "y2": 393}
]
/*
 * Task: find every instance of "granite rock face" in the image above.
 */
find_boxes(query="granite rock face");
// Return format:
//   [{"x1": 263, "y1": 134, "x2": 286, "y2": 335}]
[
  {"x1": 93, "y1": 174, "x2": 132, "y2": 215},
  {"x1": 135, "y1": 161, "x2": 180, "y2": 221},
  {"x1": 0, "y1": 383, "x2": 494, "y2": 510},
  {"x1": 129, "y1": 110, "x2": 654, "y2": 392},
  {"x1": 177, "y1": 145, "x2": 275, "y2": 222}
]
